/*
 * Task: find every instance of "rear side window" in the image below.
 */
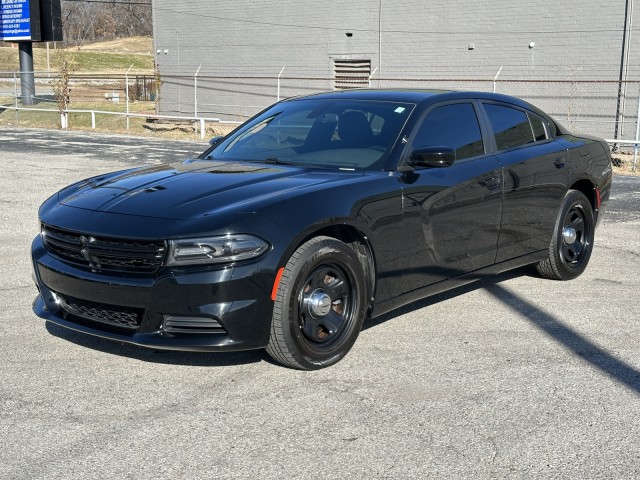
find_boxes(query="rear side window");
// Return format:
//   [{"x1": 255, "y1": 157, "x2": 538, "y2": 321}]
[
  {"x1": 412, "y1": 103, "x2": 485, "y2": 161},
  {"x1": 484, "y1": 104, "x2": 534, "y2": 150}
]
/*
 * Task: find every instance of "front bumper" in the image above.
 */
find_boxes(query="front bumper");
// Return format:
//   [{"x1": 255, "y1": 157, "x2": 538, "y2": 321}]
[{"x1": 31, "y1": 234, "x2": 275, "y2": 352}]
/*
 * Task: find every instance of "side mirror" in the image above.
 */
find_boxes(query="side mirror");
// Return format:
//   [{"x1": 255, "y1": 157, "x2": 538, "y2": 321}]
[
  {"x1": 409, "y1": 146, "x2": 456, "y2": 168},
  {"x1": 209, "y1": 135, "x2": 224, "y2": 146}
]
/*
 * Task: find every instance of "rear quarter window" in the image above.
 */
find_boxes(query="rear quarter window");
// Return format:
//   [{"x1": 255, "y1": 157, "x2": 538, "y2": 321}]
[{"x1": 528, "y1": 113, "x2": 547, "y2": 141}]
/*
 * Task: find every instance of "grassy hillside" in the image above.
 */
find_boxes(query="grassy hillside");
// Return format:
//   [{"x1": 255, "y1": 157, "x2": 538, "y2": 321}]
[
  {"x1": 75, "y1": 37, "x2": 153, "y2": 54},
  {"x1": 0, "y1": 37, "x2": 154, "y2": 73},
  {"x1": 0, "y1": 36, "x2": 236, "y2": 141}
]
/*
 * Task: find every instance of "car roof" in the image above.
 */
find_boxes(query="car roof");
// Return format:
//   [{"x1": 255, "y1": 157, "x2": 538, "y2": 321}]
[
  {"x1": 285, "y1": 88, "x2": 544, "y2": 114},
  {"x1": 285, "y1": 89, "x2": 450, "y2": 103}
]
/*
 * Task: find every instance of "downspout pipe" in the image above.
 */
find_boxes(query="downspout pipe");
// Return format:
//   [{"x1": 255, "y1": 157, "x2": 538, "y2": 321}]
[{"x1": 614, "y1": 0, "x2": 633, "y2": 148}]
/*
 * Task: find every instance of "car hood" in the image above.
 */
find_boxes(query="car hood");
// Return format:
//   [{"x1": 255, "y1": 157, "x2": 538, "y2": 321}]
[{"x1": 59, "y1": 160, "x2": 360, "y2": 219}]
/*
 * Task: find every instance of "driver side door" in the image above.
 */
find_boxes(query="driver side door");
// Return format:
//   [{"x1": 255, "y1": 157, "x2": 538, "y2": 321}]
[{"x1": 398, "y1": 101, "x2": 504, "y2": 292}]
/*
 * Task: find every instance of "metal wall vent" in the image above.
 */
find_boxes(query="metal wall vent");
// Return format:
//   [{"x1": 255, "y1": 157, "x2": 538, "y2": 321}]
[{"x1": 333, "y1": 59, "x2": 371, "y2": 90}]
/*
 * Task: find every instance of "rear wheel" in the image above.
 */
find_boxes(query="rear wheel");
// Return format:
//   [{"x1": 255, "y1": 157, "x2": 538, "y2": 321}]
[
  {"x1": 266, "y1": 236, "x2": 368, "y2": 370},
  {"x1": 537, "y1": 189, "x2": 595, "y2": 280}
]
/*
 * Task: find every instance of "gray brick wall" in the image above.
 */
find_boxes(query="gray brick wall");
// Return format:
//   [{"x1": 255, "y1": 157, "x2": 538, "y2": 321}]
[{"x1": 153, "y1": 0, "x2": 638, "y2": 138}]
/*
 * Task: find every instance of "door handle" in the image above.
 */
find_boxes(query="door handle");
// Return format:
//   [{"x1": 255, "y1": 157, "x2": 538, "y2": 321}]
[
  {"x1": 554, "y1": 157, "x2": 566, "y2": 168},
  {"x1": 482, "y1": 176, "x2": 501, "y2": 190}
]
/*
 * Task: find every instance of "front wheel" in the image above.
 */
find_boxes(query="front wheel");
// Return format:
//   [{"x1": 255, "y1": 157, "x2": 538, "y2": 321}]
[
  {"x1": 266, "y1": 236, "x2": 368, "y2": 370},
  {"x1": 537, "y1": 189, "x2": 595, "y2": 280}
]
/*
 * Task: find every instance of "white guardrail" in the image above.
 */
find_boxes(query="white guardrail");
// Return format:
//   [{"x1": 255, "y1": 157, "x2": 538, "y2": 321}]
[
  {"x1": 3, "y1": 105, "x2": 242, "y2": 139},
  {"x1": 606, "y1": 139, "x2": 640, "y2": 171}
]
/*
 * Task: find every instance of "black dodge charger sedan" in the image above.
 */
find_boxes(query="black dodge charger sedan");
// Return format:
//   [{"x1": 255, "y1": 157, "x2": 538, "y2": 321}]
[{"x1": 32, "y1": 90, "x2": 612, "y2": 369}]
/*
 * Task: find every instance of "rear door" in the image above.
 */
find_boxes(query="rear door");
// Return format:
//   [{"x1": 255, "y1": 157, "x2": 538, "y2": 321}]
[
  {"x1": 479, "y1": 102, "x2": 571, "y2": 262},
  {"x1": 398, "y1": 101, "x2": 503, "y2": 291}
]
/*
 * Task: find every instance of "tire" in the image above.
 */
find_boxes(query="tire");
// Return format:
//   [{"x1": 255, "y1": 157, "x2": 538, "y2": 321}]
[
  {"x1": 536, "y1": 189, "x2": 595, "y2": 280},
  {"x1": 266, "y1": 236, "x2": 368, "y2": 370}
]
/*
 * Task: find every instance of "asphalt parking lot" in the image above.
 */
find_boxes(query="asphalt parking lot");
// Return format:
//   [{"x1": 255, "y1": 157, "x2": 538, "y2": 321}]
[{"x1": 1, "y1": 127, "x2": 639, "y2": 479}]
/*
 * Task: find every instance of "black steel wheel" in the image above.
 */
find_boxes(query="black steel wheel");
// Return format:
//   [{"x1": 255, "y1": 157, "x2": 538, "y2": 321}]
[
  {"x1": 537, "y1": 189, "x2": 595, "y2": 280},
  {"x1": 266, "y1": 236, "x2": 368, "y2": 370}
]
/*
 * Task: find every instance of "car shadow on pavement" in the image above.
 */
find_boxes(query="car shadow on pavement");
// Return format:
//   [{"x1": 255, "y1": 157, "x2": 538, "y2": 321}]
[
  {"x1": 45, "y1": 322, "x2": 266, "y2": 367},
  {"x1": 364, "y1": 265, "x2": 537, "y2": 331},
  {"x1": 365, "y1": 266, "x2": 640, "y2": 395},
  {"x1": 485, "y1": 282, "x2": 640, "y2": 395}
]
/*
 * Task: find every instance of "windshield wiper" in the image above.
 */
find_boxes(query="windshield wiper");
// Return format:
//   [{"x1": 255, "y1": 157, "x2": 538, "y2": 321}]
[{"x1": 264, "y1": 157, "x2": 293, "y2": 165}]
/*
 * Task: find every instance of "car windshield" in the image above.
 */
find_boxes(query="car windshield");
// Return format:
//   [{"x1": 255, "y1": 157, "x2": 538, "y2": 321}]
[{"x1": 204, "y1": 98, "x2": 415, "y2": 170}]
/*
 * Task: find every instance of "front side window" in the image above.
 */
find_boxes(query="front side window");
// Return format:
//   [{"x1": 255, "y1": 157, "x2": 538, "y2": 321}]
[
  {"x1": 484, "y1": 104, "x2": 535, "y2": 150},
  {"x1": 412, "y1": 103, "x2": 485, "y2": 161}
]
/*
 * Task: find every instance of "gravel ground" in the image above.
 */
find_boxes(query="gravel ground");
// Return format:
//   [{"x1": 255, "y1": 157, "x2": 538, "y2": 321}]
[{"x1": 1, "y1": 128, "x2": 639, "y2": 479}]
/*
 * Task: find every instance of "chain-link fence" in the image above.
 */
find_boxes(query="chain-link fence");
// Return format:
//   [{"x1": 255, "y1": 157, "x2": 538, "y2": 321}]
[
  {"x1": 161, "y1": 74, "x2": 640, "y2": 141},
  {"x1": 0, "y1": 71, "x2": 155, "y2": 106},
  {"x1": 2, "y1": 70, "x2": 640, "y2": 145}
]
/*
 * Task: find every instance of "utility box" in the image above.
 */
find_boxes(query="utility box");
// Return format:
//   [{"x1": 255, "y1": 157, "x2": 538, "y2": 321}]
[{"x1": 105, "y1": 91, "x2": 121, "y2": 103}]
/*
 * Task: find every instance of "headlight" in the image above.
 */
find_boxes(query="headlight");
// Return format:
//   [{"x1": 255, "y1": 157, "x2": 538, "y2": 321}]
[{"x1": 166, "y1": 234, "x2": 269, "y2": 266}]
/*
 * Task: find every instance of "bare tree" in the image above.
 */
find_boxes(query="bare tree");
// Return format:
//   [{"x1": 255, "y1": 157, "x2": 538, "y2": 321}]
[
  {"x1": 53, "y1": 57, "x2": 72, "y2": 128},
  {"x1": 61, "y1": 0, "x2": 152, "y2": 47},
  {"x1": 94, "y1": 11, "x2": 117, "y2": 40}
]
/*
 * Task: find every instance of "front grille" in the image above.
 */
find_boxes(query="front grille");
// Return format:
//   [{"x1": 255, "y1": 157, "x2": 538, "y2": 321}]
[
  {"x1": 42, "y1": 224, "x2": 166, "y2": 273},
  {"x1": 57, "y1": 293, "x2": 143, "y2": 331}
]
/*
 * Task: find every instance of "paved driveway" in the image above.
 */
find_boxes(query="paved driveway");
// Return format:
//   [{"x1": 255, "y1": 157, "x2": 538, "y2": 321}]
[{"x1": 1, "y1": 128, "x2": 639, "y2": 479}]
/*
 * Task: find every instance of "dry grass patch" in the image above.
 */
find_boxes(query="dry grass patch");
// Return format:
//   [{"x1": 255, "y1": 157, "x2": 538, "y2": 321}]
[
  {"x1": 70, "y1": 37, "x2": 153, "y2": 55},
  {"x1": 611, "y1": 152, "x2": 640, "y2": 176}
]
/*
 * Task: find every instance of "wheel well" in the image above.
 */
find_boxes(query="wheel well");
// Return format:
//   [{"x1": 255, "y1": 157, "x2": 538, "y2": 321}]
[
  {"x1": 570, "y1": 179, "x2": 596, "y2": 211},
  {"x1": 300, "y1": 225, "x2": 376, "y2": 311}
]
